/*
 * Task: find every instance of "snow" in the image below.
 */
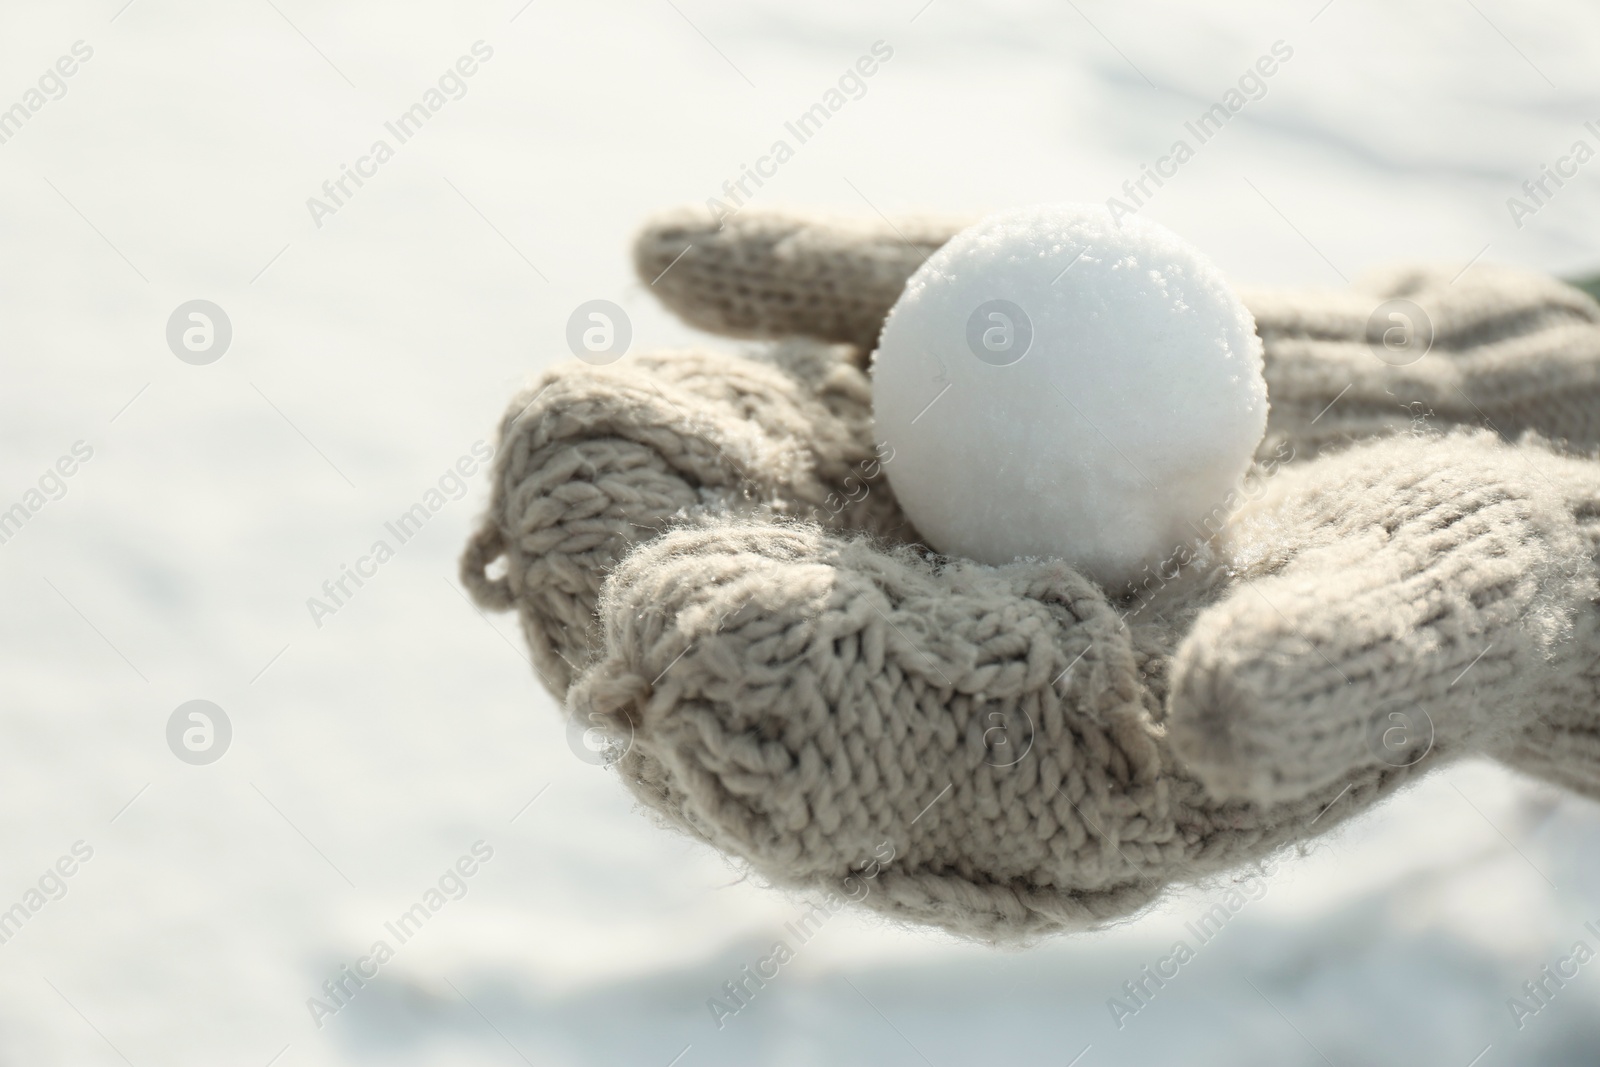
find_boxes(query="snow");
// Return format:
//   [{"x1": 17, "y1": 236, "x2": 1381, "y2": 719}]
[
  {"x1": 871, "y1": 203, "x2": 1267, "y2": 587},
  {"x1": 4, "y1": 0, "x2": 1600, "y2": 1064}
]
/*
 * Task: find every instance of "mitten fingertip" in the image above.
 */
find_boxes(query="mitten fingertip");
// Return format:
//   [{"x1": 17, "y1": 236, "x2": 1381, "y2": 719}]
[{"x1": 1166, "y1": 659, "x2": 1282, "y2": 803}]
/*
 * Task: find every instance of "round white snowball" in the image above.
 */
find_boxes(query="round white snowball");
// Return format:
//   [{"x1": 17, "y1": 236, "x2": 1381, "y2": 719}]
[{"x1": 871, "y1": 204, "x2": 1268, "y2": 589}]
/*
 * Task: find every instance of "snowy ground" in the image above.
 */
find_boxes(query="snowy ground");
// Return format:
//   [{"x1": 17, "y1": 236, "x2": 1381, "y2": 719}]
[{"x1": 4, "y1": 0, "x2": 1600, "y2": 1064}]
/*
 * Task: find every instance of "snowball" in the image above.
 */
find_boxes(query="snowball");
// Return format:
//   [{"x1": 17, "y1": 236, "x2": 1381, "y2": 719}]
[{"x1": 871, "y1": 204, "x2": 1268, "y2": 590}]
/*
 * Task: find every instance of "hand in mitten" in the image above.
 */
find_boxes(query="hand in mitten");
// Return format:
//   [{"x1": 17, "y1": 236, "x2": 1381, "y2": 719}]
[{"x1": 462, "y1": 208, "x2": 1600, "y2": 940}]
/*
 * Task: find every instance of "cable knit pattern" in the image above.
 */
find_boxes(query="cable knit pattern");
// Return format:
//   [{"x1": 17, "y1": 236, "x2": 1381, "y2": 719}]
[{"x1": 464, "y1": 207, "x2": 1600, "y2": 941}]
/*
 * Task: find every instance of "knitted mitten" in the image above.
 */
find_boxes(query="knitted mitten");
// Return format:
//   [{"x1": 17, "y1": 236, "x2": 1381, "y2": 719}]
[{"x1": 462, "y1": 208, "x2": 1600, "y2": 940}]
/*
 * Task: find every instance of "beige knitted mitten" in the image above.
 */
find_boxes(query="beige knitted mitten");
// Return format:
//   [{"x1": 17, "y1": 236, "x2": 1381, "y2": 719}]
[{"x1": 462, "y1": 208, "x2": 1600, "y2": 940}]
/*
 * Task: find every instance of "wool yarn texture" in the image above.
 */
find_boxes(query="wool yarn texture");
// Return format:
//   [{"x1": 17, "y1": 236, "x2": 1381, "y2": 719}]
[{"x1": 461, "y1": 207, "x2": 1600, "y2": 941}]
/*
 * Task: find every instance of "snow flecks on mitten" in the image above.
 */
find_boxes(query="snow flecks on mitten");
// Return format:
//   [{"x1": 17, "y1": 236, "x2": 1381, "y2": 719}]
[{"x1": 1167, "y1": 430, "x2": 1600, "y2": 805}]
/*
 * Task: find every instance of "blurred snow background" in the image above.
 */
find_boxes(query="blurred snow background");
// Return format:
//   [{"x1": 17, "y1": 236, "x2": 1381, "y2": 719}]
[{"x1": 3, "y1": 0, "x2": 1600, "y2": 1064}]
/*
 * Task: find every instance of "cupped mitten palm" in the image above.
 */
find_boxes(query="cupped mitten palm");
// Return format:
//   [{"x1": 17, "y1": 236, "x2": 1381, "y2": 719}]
[{"x1": 462, "y1": 208, "x2": 1600, "y2": 940}]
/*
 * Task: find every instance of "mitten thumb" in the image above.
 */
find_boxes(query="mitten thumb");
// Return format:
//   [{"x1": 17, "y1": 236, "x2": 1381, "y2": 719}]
[{"x1": 1166, "y1": 432, "x2": 1595, "y2": 804}]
